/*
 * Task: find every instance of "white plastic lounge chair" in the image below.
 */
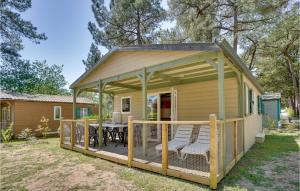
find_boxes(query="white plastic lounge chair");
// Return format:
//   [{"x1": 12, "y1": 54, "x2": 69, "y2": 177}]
[
  {"x1": 155, "y1": 125, "x2": 193, "y2": 158},
  {"x1": 180, "y1": 125, "x2": 210, "y2": 163}
]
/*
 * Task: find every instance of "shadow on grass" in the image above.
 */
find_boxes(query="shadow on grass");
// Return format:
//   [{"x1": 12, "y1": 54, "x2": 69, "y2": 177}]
[{"x1": 218, "y1": 133, "x2": 299, "y2": 190}]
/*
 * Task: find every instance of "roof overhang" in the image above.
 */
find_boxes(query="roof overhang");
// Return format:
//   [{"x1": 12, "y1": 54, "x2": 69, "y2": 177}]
[
  {"x1": 71, "y1": 39, "x2": 263, "y2": 94},
  {"x1": 217, "y1": 39, "x2": 263, "y2": 93}
]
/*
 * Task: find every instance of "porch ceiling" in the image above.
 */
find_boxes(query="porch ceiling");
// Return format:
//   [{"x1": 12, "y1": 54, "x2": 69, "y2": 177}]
[{"x1": 84, "y1": 60, "x2": 236, "y2": 95}]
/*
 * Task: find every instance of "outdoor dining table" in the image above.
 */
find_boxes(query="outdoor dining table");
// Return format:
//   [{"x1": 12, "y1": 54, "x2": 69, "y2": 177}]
[{"x1": 89, "y1": 123, "x2": 128, "y2": 147}]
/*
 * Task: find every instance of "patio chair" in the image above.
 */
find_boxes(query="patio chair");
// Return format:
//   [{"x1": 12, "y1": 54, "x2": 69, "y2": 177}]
[
  {"x1": 180, "y1": 125, "x2": 210, "y2": 163},
  {"x1": 109, "y1": 112, "x2": 122, "y2": 141},
  {"x1": 89, "y1": 125, "x2": 98, "y2": 147},
  {"x1": 155, "y1": 125, "x2": 193, "y2": 158}
]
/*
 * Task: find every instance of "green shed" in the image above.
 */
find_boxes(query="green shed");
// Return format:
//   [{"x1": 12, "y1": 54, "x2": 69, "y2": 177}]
[{"x1": 262, "y1": 93, "x2": 281, "y2": 128}]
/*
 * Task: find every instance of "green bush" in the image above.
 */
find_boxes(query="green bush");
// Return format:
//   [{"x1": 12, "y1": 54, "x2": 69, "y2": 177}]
[
  {"x1": 1, "y1": 123, "x2": 14, "y2": 143},
  {"x1": 286, "y1": 123, "x2": 298, "y2": 130},
  {"x1": 36, "y1": 116, "x2": 51, "y2": 138},
  {"x1": 83, "y1": 114, "x2": 98, "y2": 120},
  {"x1": 266, "y1": 116, "x2": 276, "y2": 129},
  {"x1": 83, "y1": 114, "x2": 111, "y2": 121},
  {"x1": 18, "y1": 128, "x2": 36, "y2": 141}
]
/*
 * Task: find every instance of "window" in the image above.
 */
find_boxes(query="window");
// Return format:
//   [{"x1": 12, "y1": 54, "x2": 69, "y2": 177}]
[
  {"x1": 80, "y1": 108, "x2": 88, "y2": 118},
  {"x1": 248, "y1": 89, "x2": 254, "y2": 114},
  {"x1": 257, "y1": 95, "x2": 262, "y2": 114},
  {"x1": 121, "y1": 97, "x2": 131, "y2": 113},
  {"x1": 54, "y1": 106, "x2": 61, "y2": 120},
  {"x1": 245, "y1": 85, "x2": 254, "y2": 115},
  {"x1": 245, "y1": 85, "x2": 249, "y2": 115}
]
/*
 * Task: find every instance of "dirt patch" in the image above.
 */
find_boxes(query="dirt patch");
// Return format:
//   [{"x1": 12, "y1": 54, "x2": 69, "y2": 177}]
[
  {"x1": 0, "y1": 142, "x2": 138, "y2": 191},
  {"x1": 238, "y1": 152, "x2": 300, "y2": 191},
  {"x1": 24, "y1": 162, "x2": 138, "y2": 191}
]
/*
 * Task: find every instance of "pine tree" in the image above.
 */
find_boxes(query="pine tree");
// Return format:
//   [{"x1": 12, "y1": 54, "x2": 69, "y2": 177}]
[
  {"x1": 0, "y1": 0, "x2": 69, "y2": 95},
  {"x1": 165, "y1": 0, "x2": 288, "y2": 51},
  {"x1": 257, "y1": 4, "x2": 300, "y2": 115},
  {"x1": 0, "y1": 0, "x2": 47, "y2": 62},
  {"x1": 166, "y1": 0, "x2": 219, "y2": 43},
  {"x1": 88, "y1": 0, "x2": 166, "y2": 49},
  {"x1": 82, "y1": 43, "x2": 102, "y2": 71}
]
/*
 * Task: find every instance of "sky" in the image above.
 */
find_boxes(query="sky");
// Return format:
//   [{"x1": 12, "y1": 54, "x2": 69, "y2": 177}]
[{"x1": 20, "y1": 0, "x2": 170, "y2": 88}]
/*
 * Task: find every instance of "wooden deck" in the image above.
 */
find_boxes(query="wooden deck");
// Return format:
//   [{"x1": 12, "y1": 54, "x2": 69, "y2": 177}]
[
  {"x1": 60, "y1": 116, "x2": 245, "y2": 189},
  {"x1": 61, "y1": 143, "x2": 211, "y2": 185}
]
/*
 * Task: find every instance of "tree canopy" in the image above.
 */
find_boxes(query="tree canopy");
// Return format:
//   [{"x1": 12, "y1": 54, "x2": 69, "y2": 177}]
[
  {"x1": 82, "y1": 43, "x2": 102, "y2": 71},
  {"x1": 88, "y1": 0, "x2": 166, "y2": 49},
  {"x1": 0, "y1": 0, "x2": 47, "y2": 62},
  {"x1": 0, "y1": 59, "x2": 68, "y2": 95},
  {"x1": 0, "y1": 0, "x2": 69, "y2": 95},
  {"x1": 256, "y1": 4, "x2": 299, "y2": 114}
]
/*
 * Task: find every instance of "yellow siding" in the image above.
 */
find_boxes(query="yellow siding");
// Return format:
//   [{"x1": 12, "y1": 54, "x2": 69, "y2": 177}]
[
  {"x1": 243, "y1": 75, "x2": 263, "y2": 151},
  {"x1": 78, "y1": 51, "x2": 201, "y2": 86},
  {"x1": 114, "y1": 78, "x2": 238, "y2": 122}
]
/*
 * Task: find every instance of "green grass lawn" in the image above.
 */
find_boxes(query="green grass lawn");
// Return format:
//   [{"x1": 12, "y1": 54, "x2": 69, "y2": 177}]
[{"x1": 0, "y1": 131, "x2": 299, "y2": 191}]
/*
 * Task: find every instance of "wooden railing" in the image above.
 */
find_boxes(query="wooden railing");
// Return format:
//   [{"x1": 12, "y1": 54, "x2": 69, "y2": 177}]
[
  {"x1": 128, "y1": 114, "x2": 218, "y2": 188},
  {"x1": 60, "y1": 118, "x2": 99, "y2": 150},
  {"x1": 219, "y1": 117, "x2": 244, "y2": 181},
  {"x1": 60, "y1": 115, "x2": 244, "y2": 189}
]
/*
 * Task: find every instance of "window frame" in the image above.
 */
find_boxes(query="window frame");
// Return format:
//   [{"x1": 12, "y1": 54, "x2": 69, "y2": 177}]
[
  {"x1": 121, "y1": 96, "x2": 131, "y2": 114},
  {"x1": 257, "y1": 95, "x2": 262, "y2": 115},
  {"x1": 53, "y1": 106, "x2": 62, "y2": 120},
  {"x1": 248, "y1": 88, "x2": 254, "y2": 115},
  {"x1": 245, "y1": 85, "x2": 249, "y2": 115},
  {"x1": 80, "y1": 107, "x2": 89, "y2": 118}
]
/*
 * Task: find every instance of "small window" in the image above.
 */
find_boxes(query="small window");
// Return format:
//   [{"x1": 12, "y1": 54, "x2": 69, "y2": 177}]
[
  {"x1": 245, "y1": 85, "x2": 254, "y2": 115},
  {"x1": 80, "y1": 108, "x2": 88, "y2": 118},
  {"x1": 245, "y1": 85, "x2": 249, "y2": 115},
  {"x1": 248, "y1": 89, "x2": 253, "y2": 114},
  {"x1": 121, "y1": 97, "x2": 131, "y2": 113},
  {"x1": 54, "y1": 106, "x2": 61, "y2": 120},
  {"x1": 257, "y1": 96, "x2": 262, "y2": 114}
]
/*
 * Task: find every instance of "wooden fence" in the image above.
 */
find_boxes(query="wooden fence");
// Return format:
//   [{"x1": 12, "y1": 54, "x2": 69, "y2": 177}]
[{"x1": 60, "y1": 115, "x2": 244, "y2": 189}]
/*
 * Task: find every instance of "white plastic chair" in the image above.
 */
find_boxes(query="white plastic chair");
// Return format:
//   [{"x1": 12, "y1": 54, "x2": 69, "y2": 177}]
[
  {"x1": 112, "y1": 112, "x2": 122, "y2": 124},
  {"x1": 180, "y1": 125, "x2": 210, "y2": 163},
  {"x1": 155, "y1": 125, "x2": 193, "y2": 158}
]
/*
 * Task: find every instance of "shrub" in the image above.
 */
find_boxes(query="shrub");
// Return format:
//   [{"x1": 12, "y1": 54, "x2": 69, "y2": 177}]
[
  {"x1": 36, "y1": 116, "x2": 51, "y2": 138},
  {"x1": 83, "y1": 114, "x2": 98, "y2": 120},
  {"x1": 266, "y1": 116, "x2": 276, "y2": 129},
  {"x1": 18, "y1": 128, "x2": 36, "y2": 141},
  {"x1": 286, "y1": 123, "x2": 297, "y2": 130},
  {"x1": 1, "y1": 123, "x2": 14, "y2": 143}
]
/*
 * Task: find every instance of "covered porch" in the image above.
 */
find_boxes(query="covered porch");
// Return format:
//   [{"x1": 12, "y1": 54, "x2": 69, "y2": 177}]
[{"x1": 61, "y1": 40, "x2": 247, "y2": 189}]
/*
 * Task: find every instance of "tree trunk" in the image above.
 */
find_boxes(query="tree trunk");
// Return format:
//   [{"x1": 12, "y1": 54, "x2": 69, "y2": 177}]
[
  {"x1": 233, "y1": 5, "x2": 238, "y2": 52},
  {"x1": 136, "y1": 9, "x2": 142, "y2": 45},
  {"x1": 207, "y1": 30, "x2": 213, "y2": 42},
  {"x1": 284, "y1": 51, "x2": 299, "y2": 116}
]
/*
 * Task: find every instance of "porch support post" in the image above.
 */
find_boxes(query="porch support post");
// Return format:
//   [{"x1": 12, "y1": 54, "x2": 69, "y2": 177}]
[
  {"x1": 217, "y1": 53, "x2": 226, "y2": 176},
  {"x1": 141, "y1": 68, "x2": 148, "y2": 156},
  {"x1": 98, "y1": 80, "x2": 103, "y2": 147},
  {"x1": 238, "y1": 72, "x2": 244, "y2": 117},
  {"x1": 240, "y1": 74, "x2": 245, "y2": 152},
  {"x1": 161, "y1": 123, "x2": 168, "y2": 175},
  {"x1": 128, "y1": 116, "x2": 133, "y2": 167},
  {"x1": 73, "y1": 88, "x2": 77, "y2": 119},
  {"x1": 209, "y1": 114, "x2": 218, "y2": 189},
  {"x1": 218, "y1": 53, "x2": 225, "y2": 119}
]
